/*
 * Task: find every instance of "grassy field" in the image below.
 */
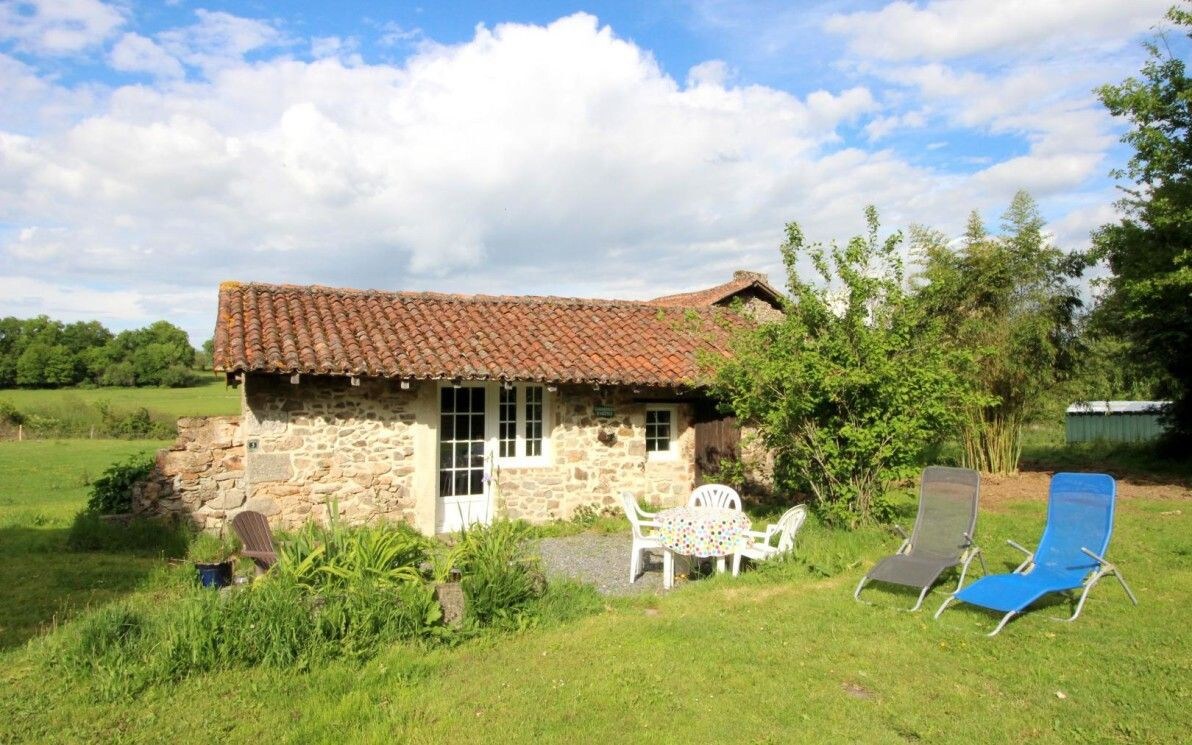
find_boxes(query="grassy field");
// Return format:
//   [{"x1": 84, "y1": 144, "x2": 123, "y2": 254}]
[
  {"x1": 0, "y1": 441, "x2": 1187, "y2": 742},
  {"x1": 0, "y1": 376, "x2": 239, "y2": 421},
  {"x1": 0, "y1": 441, "x2": 173, "y2": 651}
]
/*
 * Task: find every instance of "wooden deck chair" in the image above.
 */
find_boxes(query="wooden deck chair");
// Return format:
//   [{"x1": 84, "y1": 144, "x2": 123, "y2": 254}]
[{"x1": 230, "y1": 510, "x2": 278, "y2": 573}]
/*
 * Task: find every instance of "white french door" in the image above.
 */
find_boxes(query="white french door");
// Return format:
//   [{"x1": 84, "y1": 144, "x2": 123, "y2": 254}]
[{"x1": 437, "y1": 385, "x2": 491, "y2": 532}]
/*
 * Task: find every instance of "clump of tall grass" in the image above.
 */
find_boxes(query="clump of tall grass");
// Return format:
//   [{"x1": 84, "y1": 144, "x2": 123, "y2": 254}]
[
  {"x1": 57, "y1": 574, "x2": 440, "y2": 698},
  {"x1": 451, "y1": 519, "x2": 546, "y2": 626},
  {"x1": 276, "y1": 506, "x2": 430, "y2": 590}
]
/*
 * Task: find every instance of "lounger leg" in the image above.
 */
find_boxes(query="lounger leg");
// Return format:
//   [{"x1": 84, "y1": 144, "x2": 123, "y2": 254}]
[
  {"x1": 663, "y1": 549, "x2": 674, "y2": 590},
  {"x1": 732, "y1": 552, "x2": 743, "y2": 577},
  {"x1": 908, "y1": 585, "x2": 931, "y2": 612},
  {"x1": 715, "y1": 556, "x2": 726, "y2": 574},
  {"x1": 1113, "y1": 568, "x2": 1139, "y2": 606},
  {"x1": 853, "y1": 576, "x2": 870, "y2": 603},
  {"x1": 933, "y1": 594, "x2": 955, "y2": 619},
  {"x1": 956, "y1": 550, "x2": 978, "y2": 592},
  {"x1": 629, "y1": 548, "x2": 639, "y2": 584},
  {"x1": 988, "y1": 611, "x2": 1017, "y2": 636}
]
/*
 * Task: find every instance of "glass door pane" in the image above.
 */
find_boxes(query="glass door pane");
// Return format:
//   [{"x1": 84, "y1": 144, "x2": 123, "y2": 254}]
[{"x1": 439, "y1": 385, "x2": 486, "y2": 497}]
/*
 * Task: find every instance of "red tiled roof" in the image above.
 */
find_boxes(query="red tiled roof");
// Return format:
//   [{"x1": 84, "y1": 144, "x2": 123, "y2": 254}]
[
  {"x1": 651, "y1": 271, "x2": 784, "y2": 307},
  {"x1": 213, "y1": 282, "x2": 745, "y2": 386}
]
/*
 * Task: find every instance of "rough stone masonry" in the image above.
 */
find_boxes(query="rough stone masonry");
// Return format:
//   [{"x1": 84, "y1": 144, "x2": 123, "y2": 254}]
[{"x1": 134, "y1": 374, "x2": 696, "y2": 533}]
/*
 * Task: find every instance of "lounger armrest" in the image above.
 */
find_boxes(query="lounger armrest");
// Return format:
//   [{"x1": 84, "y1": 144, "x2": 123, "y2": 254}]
[
  {"x1": 1080, "y1": 546, "x2": 1109, "y2": 566},
  {"x1": 638, "y1": 520, "x2": 660, "y2": 530},
  {"x1": 1006, "y1": 539, "x2": 1032, "y2": 557}
]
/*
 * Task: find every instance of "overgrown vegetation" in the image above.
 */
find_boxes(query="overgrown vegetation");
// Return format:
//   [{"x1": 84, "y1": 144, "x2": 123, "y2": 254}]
[
  {"x1": 708, "y1": 207, "x2": 978, "y2": 526},
  {"x1": 914, "y1": 192, "x2": 1084, "y2": 474},
  {"x1": 43, "y1": 503, "x2": 573, "y2": 698},
  {"x1": 0, "y1": 395, "x2": 179, "y2": 439},
  {"x1": 83, "y1": 453, "x2": 155, "y2": 514}
]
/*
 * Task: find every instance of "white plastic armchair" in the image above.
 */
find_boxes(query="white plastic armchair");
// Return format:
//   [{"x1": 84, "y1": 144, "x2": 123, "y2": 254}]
[
  {"x1": 731, "y1": 505, "x2": 808, "y2": 576},
  {"x1": 689, "y1": 483, "x2": 742, "y2": 511},
  {"x1": 621, "y1": 491, "x2": 664, "y2": 583}
]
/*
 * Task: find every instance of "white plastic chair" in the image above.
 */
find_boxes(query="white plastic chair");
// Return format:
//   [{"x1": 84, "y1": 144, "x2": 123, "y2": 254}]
[
  {"x1": 621, "y1": 491, "x2": 664, "y2": 583},
  {"x1": 689, "y1": 483, "x2": 742, "y2": 511},
  {"x1": 731, "y1": 505, "x2": 808, "y2": 576}
]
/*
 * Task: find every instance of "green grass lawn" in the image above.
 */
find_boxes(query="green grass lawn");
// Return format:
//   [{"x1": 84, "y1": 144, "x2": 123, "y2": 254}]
[
  {"x1": 0, "y1": 376, "x2": 240, "y2": 420},
  {"x1": 0, "y1": 442, "x2": 1187, "y2": 742},
  {"x1": 0, "y1": 440, "x2": 171, "y2": 651}
]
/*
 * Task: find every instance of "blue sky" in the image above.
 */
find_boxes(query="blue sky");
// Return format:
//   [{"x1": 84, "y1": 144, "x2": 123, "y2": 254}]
[{"x1": 0, "y1": 0, "x2": 1182, "y2": 343}]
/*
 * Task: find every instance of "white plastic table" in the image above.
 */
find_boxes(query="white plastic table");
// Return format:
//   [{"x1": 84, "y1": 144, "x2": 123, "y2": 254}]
[{"x1": 655, "y1": 506, "x2": 751, "y2": 589}]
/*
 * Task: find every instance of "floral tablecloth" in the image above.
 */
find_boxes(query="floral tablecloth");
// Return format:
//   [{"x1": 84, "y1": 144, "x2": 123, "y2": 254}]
[{"x1": 655, "y1": 506, "x2": 751, "y2": 558}]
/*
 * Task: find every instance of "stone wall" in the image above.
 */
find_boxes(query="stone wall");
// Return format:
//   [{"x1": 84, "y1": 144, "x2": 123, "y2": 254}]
[
  {"x1": 132, "y1": 416, "x2": 245, "y2": 530},
  {"x1": 135, "y1": 375, "x2": 697, "y2": 533},
  {"x1": 240, "y1": 374, "x2": 421, "y2": 529},
  {"x1": 494, "y1": 386, "x2": 695, "y2": 522}
]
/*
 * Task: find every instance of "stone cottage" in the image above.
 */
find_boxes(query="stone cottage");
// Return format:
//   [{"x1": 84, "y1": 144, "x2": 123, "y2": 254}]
[{"x1": 133, "y1": 271, "x2": 784, "y2": 534}]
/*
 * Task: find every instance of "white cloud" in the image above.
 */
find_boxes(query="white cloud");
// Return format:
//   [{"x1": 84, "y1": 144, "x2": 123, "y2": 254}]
[
  {"x1": 0, "y1": 9, "x2": 1160, "y2": 340},
  {"x1": 310, "y1": 35, "x2": 359, "y2": 62},
  {"x1": 0, "y1": 0, "x2": 125, "y2": 55},
  {"x1": 157, "y1": 9, "x2": 285, "y2": 73},
  {"x1": 825, "y1": 0, "x2": 1170, "y2": 61},
  {"x1": 109, "y1": 32, "x2": 184, "y2": 78},
  {"x1": 864, "y1": 109, "x2": 927, "y2": 141}
]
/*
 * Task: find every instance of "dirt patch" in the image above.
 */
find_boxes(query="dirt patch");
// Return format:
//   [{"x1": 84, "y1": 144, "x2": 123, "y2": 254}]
[{"x1": 979, "y1": 470, "x2": 1191, "y2": 510}]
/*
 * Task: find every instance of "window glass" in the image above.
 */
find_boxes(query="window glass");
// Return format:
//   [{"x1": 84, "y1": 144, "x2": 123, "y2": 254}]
[
  {"x1": 499, "y1": 386, "x2": 517, "y2": 457},
  {"x1": 525, "y1": 385, "x2": 544, "y2": 457},
  {"x1": 645, "y1": 408, "x2": 672, "y2": 453}
]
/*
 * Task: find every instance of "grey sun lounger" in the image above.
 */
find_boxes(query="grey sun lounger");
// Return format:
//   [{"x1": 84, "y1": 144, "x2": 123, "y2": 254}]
[{"x1": 854, "y1": 466, "x2": 984, "y2": 611}]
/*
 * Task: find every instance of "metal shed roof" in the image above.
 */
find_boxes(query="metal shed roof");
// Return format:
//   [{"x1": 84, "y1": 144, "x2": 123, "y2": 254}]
[{"x1": 1065, "y1": 400, "x2": 1170, "y2": 414}]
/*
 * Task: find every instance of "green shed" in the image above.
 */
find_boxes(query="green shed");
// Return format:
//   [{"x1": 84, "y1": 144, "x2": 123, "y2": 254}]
[{"x1": 1065, "y1": 401, "x2": 1170, "y2": 444}]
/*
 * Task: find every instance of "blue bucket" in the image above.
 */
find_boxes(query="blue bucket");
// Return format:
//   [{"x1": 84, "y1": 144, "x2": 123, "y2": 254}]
[{"x1": 195, "y1": 561, "x2": 233, "y2": 589}]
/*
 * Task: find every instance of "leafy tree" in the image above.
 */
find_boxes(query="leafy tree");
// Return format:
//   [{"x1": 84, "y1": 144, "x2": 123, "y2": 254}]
[
  {"x1": 60, "y1": 321, "x2": 112, "y2": 355},
  {"x1": 708, "y1": 207, "x2": 978, "y2": 527},
  {"x1": 914, "y1": 193, "x2": 1083, "y2": 473},
  {"x1": 0, "y1": 316, "x2": 197, "y2": 389},
  {"x1": 1092, "y1": 5, "x2": 1192, "y2": 451},
  {"x1": 193, "y1": 337, "x2": 215, "y2": 370}
]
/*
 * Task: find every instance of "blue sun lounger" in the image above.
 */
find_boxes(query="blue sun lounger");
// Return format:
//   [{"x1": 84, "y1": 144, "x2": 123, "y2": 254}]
[{"x1": 934, "y1": 472, "x2": 1138, "y2": 636}]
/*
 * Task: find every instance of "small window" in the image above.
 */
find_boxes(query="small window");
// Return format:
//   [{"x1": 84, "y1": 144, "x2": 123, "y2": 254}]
[
  {"x1": 494, "y1": 383, "x2": 549, "y2": 465},
  {"x1": 645, "y1": 406, "x2": 676, "y2": 460}
]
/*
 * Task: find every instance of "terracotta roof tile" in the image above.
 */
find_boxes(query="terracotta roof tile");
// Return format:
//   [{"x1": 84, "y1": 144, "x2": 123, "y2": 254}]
[
  {"x1": 213, "y1": 282, "x2": 745, "y2": 387},
  {"x1": 651, "y1": 271, "x2": 784, "y2": 308}
]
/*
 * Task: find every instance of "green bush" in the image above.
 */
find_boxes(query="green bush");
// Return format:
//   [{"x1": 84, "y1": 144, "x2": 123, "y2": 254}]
[
  {"x1": 103, "y1": 407, "x2": 174, "y2": 439},
  {"x1": 707, "y1": 207, "x2": 979, "y2": 527},
  {"x1": 85, "y1": 454, "x2": 155, "y2": 514},
  {"x1": 453, "y1": 520, "x2": 545, "y2": 626},
  {"x1": 158, "y1": 365, "x2": 199, "y2": 388},
  {"x1": 66, "y1": 511, "x2": 191, "y2": 556},
  {"x1": 0, "y1": 398, "x2": 24, "y2": 426},
  {"x1": 98, "y1": 361, "x2": 136, "y2": 387}
]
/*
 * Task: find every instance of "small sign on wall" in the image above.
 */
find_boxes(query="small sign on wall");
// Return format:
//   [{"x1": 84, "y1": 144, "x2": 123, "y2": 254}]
[{"x1": 593, "y1": 405, "x2": 615, "y2": 418}]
